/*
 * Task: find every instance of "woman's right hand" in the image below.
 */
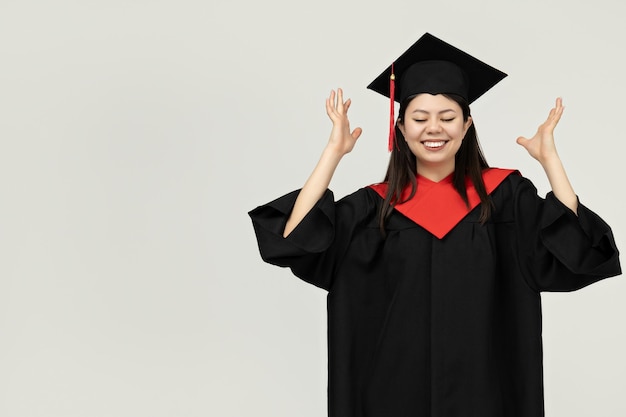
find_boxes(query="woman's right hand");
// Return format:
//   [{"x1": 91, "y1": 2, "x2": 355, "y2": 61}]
[{"x1": 325, "y1": 88, "x2": 363, "y2": 156}]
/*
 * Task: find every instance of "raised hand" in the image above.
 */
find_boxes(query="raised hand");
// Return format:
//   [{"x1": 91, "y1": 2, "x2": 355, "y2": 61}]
[
  {"x1": 325, "y1": 88, "x2": 363, "y2": 156},
  {"x1": 516, "y1": 97, "x2": 577, "y2": 214},
  {"x1": 516, "y1": 97, "x2": 564, "y2": 165},
  {"x1": 283, "y1": 89, "x2": 362, "y2": 237}
]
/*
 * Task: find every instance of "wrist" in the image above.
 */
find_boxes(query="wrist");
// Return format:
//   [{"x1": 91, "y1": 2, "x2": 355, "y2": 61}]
[
  {"x1": 538, "y1": 152, "x2": 562, "y2": 169},
  {"x1": 322, "y1": 145, "x2": 347, "y2": 162}
]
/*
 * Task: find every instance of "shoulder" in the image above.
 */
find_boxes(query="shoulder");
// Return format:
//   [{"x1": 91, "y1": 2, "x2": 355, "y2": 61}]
[
  {"x1": 499, "y1": 171, "x2": 537, "y2": 194},
  {"x1": 342, "y1": 187, "x2": 383, "y2": 207},
  {"x1": 485, "y1": 168, "x2": 535, "y2": 193},
  {"x1": 482, "y1": 167, "x2": 519, "y2": 178},
  {"x1": 335, "y1": 187, "x2": 381, "y2": 215},
  {"x1": 482, "y1": 167, "x2": 519, "y2": 189},
  {"x1": 489, "y1": 170, "x2": 543, "y2": 217}
]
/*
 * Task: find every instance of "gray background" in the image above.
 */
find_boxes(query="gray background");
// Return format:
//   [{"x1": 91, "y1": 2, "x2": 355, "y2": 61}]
[{"x1": 1, "y1": 0, "x2": 624, "y2": 416}]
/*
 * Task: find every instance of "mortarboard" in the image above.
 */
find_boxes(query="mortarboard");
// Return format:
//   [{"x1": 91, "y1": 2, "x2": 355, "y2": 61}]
[{"x1": 367, "y1": 33, "x2": 507, "y2": 150}]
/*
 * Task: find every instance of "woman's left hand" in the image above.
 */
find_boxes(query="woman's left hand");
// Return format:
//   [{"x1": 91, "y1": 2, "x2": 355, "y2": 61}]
[
  {"x1": 516, "y1": 97, "x2": 564, "y2": 165},
  {"x1": 517, "y1": 97, "x2": 578, "y2": 214}
]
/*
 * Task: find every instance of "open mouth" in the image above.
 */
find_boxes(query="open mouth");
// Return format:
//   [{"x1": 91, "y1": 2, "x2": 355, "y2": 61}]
[{"x1": 421, "y1": 140, "x2": 449, "y2": 149}]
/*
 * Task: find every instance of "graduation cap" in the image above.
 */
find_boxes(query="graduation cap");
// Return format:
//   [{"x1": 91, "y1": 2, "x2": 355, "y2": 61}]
[{"x1": 367, "y1": 33, "x2": 507, "y2": 150}]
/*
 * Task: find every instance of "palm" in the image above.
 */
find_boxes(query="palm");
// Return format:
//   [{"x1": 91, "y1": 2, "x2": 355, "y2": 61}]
[{"x1": 325, "y1": 88, "x2": 362, "y2": 155}]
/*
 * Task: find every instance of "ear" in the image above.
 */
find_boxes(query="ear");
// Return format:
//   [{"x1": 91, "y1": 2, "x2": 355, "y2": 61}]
[
  {"x1": 463, "y1": 116, "x2": 473, "y2": 137},
  {"x1": 397, "y1": 118, "x2": 406, "y2": 136}
]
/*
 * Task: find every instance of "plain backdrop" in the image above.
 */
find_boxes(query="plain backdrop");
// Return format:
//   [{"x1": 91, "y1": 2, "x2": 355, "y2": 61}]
[{"x1": 0, "y1": 0, "x2": 624, "y2": 416}]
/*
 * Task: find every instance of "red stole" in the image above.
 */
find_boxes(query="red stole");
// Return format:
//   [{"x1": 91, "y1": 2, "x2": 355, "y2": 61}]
[{"x1": 368, "y1": 168, "x2": 518, "y2": 239}]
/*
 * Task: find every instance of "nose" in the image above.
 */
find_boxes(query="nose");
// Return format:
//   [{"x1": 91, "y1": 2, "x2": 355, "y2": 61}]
[{"x1": 426, "y1": 119, "x2": 442, "y2": 134}]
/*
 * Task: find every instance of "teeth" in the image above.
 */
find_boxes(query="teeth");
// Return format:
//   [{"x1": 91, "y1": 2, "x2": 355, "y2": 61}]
[{"x1": 423, "y1": 141, "x2": 446, "y2": 148}]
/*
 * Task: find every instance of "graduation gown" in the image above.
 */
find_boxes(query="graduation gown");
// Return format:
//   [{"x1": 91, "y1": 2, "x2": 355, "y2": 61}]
[{"x1": 248, "y1": 168, "x2": 621, "y2": 417}]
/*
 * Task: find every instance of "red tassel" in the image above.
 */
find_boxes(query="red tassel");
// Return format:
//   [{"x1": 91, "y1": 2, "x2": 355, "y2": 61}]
[{"x1": 388, "y1": 63, "x2": 396, "y2": 152}]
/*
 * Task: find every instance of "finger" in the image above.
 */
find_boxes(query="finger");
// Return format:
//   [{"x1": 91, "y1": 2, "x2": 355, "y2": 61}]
[
  {"x1": 337, "y1": 88, "x2": 344, "y2": 111},
  {"x1": 556, "y1": 97, "x2": 563, "y2": 109},
  {"x1": 552, "y1": 107, "x2": 563, "y2": 125},
  {"x1": 344, "y1": 98, "x2": 352, "y2": 112},
  {"x1": 352, "y1": 127, "x2": 363, "y2": 140},
  {"x1": 327, "y1": 90, "x2": 338, "y2": 116},
  {"x1": 542, "y1": 108, "x2": 561, "y2": 130},
  {"x1": 516, "y1": 136, "x2": 528, "y2": 147},
  {"x1": 555, "y1": 97, "x2": 564, "y2": 117},
  {"x1": 551, "y1": 97, "x2": 564, "y2": 115},
  {"x1": 548, "y1": 98, "x2": 564, "y2": 126}
]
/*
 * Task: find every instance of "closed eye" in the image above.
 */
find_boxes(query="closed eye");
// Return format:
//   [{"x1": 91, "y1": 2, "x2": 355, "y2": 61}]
[{"x1": 413, "y1": 118, "x2": 456, "y2": 123}]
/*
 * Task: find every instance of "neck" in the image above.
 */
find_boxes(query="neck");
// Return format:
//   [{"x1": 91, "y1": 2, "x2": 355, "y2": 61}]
[{"x1": 416, "y1": 162, "x2": 455, "y2": 182}]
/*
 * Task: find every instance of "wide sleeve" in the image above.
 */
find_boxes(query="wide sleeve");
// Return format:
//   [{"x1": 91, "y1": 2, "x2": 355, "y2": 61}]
[
  {"x1": 514, "y1": 177, "x2": 621, "y2": 292},
  {"x1": 248, "y1": 188, "x2": 371, "y2": 291}
]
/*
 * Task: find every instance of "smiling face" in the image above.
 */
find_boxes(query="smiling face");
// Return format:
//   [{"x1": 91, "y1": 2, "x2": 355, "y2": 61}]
[{"x1": 398, "y1": 93, "x2": 473, "y2": 180}]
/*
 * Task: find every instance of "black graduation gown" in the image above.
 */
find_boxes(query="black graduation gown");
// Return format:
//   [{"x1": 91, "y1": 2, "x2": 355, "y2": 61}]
[{"x1": 248, "y1": 171, "x2": 621, "y2": 417}]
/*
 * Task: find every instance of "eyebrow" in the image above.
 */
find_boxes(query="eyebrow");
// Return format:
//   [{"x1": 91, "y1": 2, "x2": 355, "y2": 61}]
[{"x1": 411, "y1": 109, "x2": 457, "y2": 114}]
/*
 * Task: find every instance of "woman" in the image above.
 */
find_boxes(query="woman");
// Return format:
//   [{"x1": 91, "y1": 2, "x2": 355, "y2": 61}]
[{"x1": 249, "y1": 33, "x2": 621, "y2": 417}]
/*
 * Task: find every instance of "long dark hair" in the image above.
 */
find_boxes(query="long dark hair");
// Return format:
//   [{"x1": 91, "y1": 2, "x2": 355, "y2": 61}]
[{"x1": 378, "y1": 93, "x2": 492, "y2": 234}]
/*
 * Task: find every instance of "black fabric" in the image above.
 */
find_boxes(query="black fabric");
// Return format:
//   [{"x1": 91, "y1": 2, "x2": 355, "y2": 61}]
[
  {"x1": 399, "y1": 60, "x2": 470, "y2": 104},
  {"x1": 249, "y1": 174, "x2": 621, "y2": 417},
  {"x1": 367, "y1": 32, "x2": 507, "y2": 104}
]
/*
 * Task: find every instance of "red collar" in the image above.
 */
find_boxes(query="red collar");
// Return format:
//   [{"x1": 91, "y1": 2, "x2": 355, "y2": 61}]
[{"x1": 368, "y1": 168, "x2": 518, "y2": 239}]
